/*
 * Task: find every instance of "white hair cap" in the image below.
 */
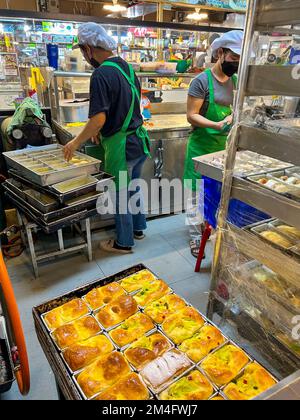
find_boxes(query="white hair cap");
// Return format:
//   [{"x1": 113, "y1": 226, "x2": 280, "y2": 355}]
[
  {"x1": 77, "y1": 22, "x2": 117, "y2": 51},
  {"x1": 211, "y1": 30, "x2": 244, "y2": 58}
]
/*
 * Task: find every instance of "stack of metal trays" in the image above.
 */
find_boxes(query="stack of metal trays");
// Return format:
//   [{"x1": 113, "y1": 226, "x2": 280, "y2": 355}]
[
  {"x1": 33, "y1": 264, "x2": 279, "y2": 401},
  {"x1": 0, "y1": 316, "x2": 14, "y2": 394}
]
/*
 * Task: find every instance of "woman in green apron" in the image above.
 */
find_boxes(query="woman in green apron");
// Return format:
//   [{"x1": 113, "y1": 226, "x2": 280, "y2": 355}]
[
  {"x1": 64, "y1": 23, "x2": 150, "y2": 254},
  {"x1": 183, "y1": 30, "x2": 243, "y2": 257}
]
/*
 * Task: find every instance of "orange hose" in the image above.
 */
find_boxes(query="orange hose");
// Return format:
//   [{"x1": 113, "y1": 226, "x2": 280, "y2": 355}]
[{"x1": 0, "y1": 249, "x2": 30, "y2": 395}]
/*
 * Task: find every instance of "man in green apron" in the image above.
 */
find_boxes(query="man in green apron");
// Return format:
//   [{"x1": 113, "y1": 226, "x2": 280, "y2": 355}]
[
  {"x1": 64, "y1": 23, "x2": 150, "y2": 254},
  {"x1": 183, "y1": 30, "x2": 243, "y2": 257}
]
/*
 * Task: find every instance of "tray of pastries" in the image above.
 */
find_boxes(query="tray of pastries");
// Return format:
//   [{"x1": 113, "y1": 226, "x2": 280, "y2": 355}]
[
  {"x1": 94, "y1": 373, "x2": 150, "y2": 400},
  {"x1": 124, "y1": 331, "x2": 173, "y2": 370},
  {"x1": 95, "y1": 295, "x2": 138, "y2": 329},
  {"x1": 75, "y1": 351, "x2": 131, "y2": 399},
  {"x1": 200, "y1": 344, "x2": 250, "y2": 388},
  {"x1": 159, "y1": 369, "x2": 215, "y2": 400},
  {"x1": 144, "y1": 294, "x2": 187, "y2": 324},
  {"x1": 33, "y1": 263, "x2": 279, "y2": 400},
  {"x1": 223, "y1": 362, "x2": 277, "y2": 400},
  {"x1": 162, "y1": 307, "x2": 205, "y2": 345}
]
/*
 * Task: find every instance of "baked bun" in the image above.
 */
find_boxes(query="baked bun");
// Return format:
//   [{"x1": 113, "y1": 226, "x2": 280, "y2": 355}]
[
  {"x1": 124, "y1": 332, "x2": 172, "y2": 370},
  {"x1": 52, "y1": 315, "x2": 101, "y2": 349},
  {"x1": 120, "y1": 270, "x2": 157, "y2": 293},
  {"x1": 109, "y1": 313, "x2": 154, "y2": 348},
  {"x1": 140, "y1": 350, "x2": 191, "y2": 391},
  {"x1": 159, "y1": 369, "x2": 214, "y2": 400},
  {"x1": 210, "y1": 395, "x2": 225, "y2": 400},
  {"x1": 179, "y1": 325, "x2": 225, "y2": 363},
  {"x1": 144, "y1": 294, "x2": 187, "y2": 324},
  {"x1": 223, "y1": 362, "x2": 276, "y2": 400},
  {"x1": 76, "y1": 351, "x2": 131, "y2": 398},
  {"x1": 201, "y1": 344, "x2": 249, "y2": 387},
  {"x1": 277, "y1": 225, "x2": 300, "y2": 239},
  {"x1": 260, "y1": 231, "x2": 293, "y2": 249},
  {"x1": 63, "y1": 334, "x2": 114, "y2": 372},
  {"x1": 95, "y1": 295, "x2": 138, "y2": 329},
  {"x1": 134, "y1": 280, "x2": 171, "y2": 307},
  {"x1": 162, "y1": 307, "x2": 205, "y2": 345},
  {"x1": 84, "y1": 282, "x2": 125, "y2": 310},
  {"x1": 44, "y1": 298, "x2": 89, "y2": 330},
  {"x1": 95, "y1": 373, "x2": 149, "y2": 400}
]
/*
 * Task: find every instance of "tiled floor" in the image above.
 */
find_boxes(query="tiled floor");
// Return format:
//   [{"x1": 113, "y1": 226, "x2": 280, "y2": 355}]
[{"x1": 1, "y1": 214, "x2": 213, "y2": 400}]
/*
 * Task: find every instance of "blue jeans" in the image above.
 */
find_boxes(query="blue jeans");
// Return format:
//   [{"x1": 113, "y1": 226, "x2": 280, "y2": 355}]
[{"x1": 115, "y1": 155, "x2": 147, "y2": 247}]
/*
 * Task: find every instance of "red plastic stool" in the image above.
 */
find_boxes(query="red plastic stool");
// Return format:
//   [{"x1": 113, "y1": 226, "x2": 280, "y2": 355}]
[{"x1": 195, "y1": 222, "x2": 212, "y2": 273}]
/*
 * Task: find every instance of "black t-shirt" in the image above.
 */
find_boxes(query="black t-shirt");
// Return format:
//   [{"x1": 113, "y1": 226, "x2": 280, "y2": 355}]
[{"x1": 89, "y1": 56, "x2": 146, "y2": 161}]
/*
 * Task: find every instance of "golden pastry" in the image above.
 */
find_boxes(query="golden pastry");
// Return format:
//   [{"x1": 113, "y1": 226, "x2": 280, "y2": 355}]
[
  {"x1": 52, "y1": 315, "x2": 101, "y2": 350},
  {"x1": 134, "y1": 280, "x2": 171, "y2": 307},
  {"x1": 95, "y1": 373, "x2": 149, "y2": 400},
  {"x1": 44, "y1": 298, "x2": 90, "y2": 330},
  {"x1": 109, "y1": 312, "x2": 155, "y2": 348},
  {"x1": 124, "y1": 332, "x2": 172, "y2": 370},
  {"x1": 96, "y1": 295, "x2": 138, "y2": 329},
  {"x1": 77, "y1": 351, "x2": 131, "y2": 399},
  {"x1": 159, "y1": 370, "x2": 214, "y2": 400},
  {"x1": 144, "y1": 294, "x2": 187, "y2": 324},
  {"x1": 179, "y1": 325, "x2": 226, "y2": 363},
  {"x1": 276, "y1": 225, "x2": 300, "y2": 240},
  {"x1": 223, "y1": 362, "x2": 276, "y2": 400},
  {"x1": 260, "y1": 231, "x2": 293, "y2": 249},
  {"x1": 120, "y1": 269, "x2": 157, "y2": 293},
  {"x1": 201, "y1": 344, "x2": 249, "y2": 387},
  {"x1": 84, "y1": 282, "x2": 125, "y2": 310},
  {"x1": 63, "y1": 334, "x2": 114, "y2": 372},
  {"x1": 162, "y1": 307, "x2": 205, "y2": 345},
  {"x1": 210, "y1": 395, "x2": 225, "y2": 401}
]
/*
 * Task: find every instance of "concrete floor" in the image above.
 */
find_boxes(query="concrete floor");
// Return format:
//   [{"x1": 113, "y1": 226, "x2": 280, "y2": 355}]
[{"x1": 1, "y1": 214, "x2": 213, "y2": 400}]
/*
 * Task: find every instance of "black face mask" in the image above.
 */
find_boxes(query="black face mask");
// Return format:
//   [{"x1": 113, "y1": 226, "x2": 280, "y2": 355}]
[{"x1": 221, "y1": 60, "x2": 239, "y2": 77}]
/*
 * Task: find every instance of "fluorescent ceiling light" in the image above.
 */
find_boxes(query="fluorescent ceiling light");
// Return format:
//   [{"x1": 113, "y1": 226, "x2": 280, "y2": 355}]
[
  {"x1": 187, "y1": 8, "x2": 208, "y2": 21},
  {"x1": 103, "y1": 1, "x2": 127, "y2": 12},
  {"x1": 0, "y1": 24, "x2": 3, "y2": 33}
]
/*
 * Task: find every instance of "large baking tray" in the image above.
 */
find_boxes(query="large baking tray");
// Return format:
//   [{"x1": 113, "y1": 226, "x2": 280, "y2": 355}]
[{"x1": 3, "y1": 144, "x2": 101, "y2": 187}]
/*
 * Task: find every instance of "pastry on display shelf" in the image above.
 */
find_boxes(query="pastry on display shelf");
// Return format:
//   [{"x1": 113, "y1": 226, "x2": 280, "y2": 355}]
[
  {"x1": 83, "y1": 282, "x2": 125, "y2": 310},
  {"x1": 144, "y1": 294, "x2": 187, "y2": 324},
  {"x1": 179, "y1": 324, "x2": 226, "y2": 363},
  {"x1": 76, "y1": 351, "x2": 131, "y2": 399},
  {"x1": 279, "y1": 175, "x2": 300, "y2": 186},
  {"x1": 95, "y1": 295, "x2": 138, "y2": 329},
  {"x1": 259, "y1": 231, "x2": 294, "y2": 249},
  {"x1": 159, "y1": 369, "x2": 214, "y2": 400},
  {"x1": 94, "y1": 373, "x2": 150, "y2": 400},
  {"x1": 200, "y1": 344, "x2": 249, "y2": 387},
  {"x1": 120, "y1": 269, "x2": 157, "y2": 293},
  {"x1": 133, "y1": 280, "x2": 171, "y2": 307},
  {"x1": 63, "y1": 334, "x2": 114, "y2": 372},
  {"x1": 44, "y1": 298, "x2": 90, "y2": 330},
  {"x1": 140, "y1": 349, "x2": 192, "y2": 392},
  {"x1": 162, "y1": 307, "x2": 205, "y2": 345},
  {"x1": 223, "y1": 362, "x2": 276, "y2": 400},
  {"x1": 52, "y1": 315, "x2": 101, "y2": 350},
  {"x1": 124, "y1": 332, "x2": 172, "y2": 370},
  {"x1": 210, "y1": 395, "x2": 225, "y2": 401},
  {"x1": 276, "y1": 224, "x2": 300, "y2": 240},
  {"x1": 109, "y1": 312, "x2": 155, "y2": 348}
]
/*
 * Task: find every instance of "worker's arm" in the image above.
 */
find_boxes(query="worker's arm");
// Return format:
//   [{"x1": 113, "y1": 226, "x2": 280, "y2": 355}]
[
  {"x1": 187, "y1": 95, "x2": 232, "y2": 130},
  {"x1": 64, "y1": 112, "x2": 106, "y2": 161}
]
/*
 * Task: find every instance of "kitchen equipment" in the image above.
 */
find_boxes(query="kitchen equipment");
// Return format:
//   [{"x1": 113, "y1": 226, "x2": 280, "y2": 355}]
[{"x1": 59, "y1": 99, "x2": 89, "y2": 123}]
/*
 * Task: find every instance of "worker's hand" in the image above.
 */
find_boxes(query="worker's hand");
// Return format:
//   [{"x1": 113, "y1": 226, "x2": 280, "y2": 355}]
[
  {"x1": 215, "y1": 115, "x2": 233, "y2": 131},
  {"x1": 64, "y1": 138, "x2": 80, "y2": 161},
  {"x1": 91, "y1": 136, "x2": 100, "y2": 145}
]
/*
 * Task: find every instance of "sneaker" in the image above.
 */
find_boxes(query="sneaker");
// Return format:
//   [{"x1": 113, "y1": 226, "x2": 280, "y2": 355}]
[
  {"x1": 134, "y1": 231, "x2": 145, "y2": 240},
  {"x1": 99, "y1": 239, "x2": 133, "y2": 254}
]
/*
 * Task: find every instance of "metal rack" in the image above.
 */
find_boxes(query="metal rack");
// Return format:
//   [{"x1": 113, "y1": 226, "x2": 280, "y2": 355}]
[{"x1": 205, "y1": 0, "x2": 300, "y2": 392}]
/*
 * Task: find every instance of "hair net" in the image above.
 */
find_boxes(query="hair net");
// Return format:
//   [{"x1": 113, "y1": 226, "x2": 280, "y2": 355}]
[
  {"x1": 211, "y1": 30, "x2": 244, "y2": 58},
  {"x1": 77, "y1": 22, "x2": 117, "y2": 51}
]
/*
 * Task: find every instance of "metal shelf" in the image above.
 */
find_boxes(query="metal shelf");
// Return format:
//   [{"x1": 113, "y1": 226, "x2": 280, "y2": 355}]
[
  {"x1": 255, "y1": 0, "x2": 300, "y2": 28},
  {"x1": 226, "y1": 223, "x2": 300, "y2": 288},
  {"x1": 231, "y1": 177, "x2": 300, "y2": 231},
  {"x1": 53, "y1": 71, "x2": 194, "y2": 79},
  {"x1": 238, "y1": 124, "x2": 300, "y2": 167},
  {"x1": 246, "y1": 65, "x2": 300, "y2": 97}
]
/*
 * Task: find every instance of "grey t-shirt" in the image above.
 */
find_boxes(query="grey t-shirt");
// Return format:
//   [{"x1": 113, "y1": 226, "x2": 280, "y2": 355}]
[{"x1": 188, "y1": 71, "x2": 235, "y2": 116}]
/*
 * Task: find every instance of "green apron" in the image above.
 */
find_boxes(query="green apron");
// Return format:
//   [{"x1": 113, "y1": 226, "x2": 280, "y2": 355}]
[
  {"x1": 99, "y1": 61, "x2": 150, "y2": 190},
  {"x1": 183, "y1": 69, "x2": 237, "y2": 191}
]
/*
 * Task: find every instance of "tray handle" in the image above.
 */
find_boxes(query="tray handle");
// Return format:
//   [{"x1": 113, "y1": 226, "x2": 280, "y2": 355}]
[{"x1": 0, "y1": 250, "x2": 30, "y2": 396}]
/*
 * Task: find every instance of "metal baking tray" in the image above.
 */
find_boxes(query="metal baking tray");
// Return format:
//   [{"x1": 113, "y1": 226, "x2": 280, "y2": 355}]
[
  {"x1": 269, "y1": 170, "x2": 300, "y2": 188},
  {"x1": 3, "y1": 144, "x2": 101, "y2": 186},
  {"x1": 51, "y1": 175, "x2": 98, "y2": 195},
  {"x1": 247, "y1": 174, "x2": 300, "y2": 200},
  {"x1": 0, "y1": 338, "x2": 15, "y2": 394}
]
